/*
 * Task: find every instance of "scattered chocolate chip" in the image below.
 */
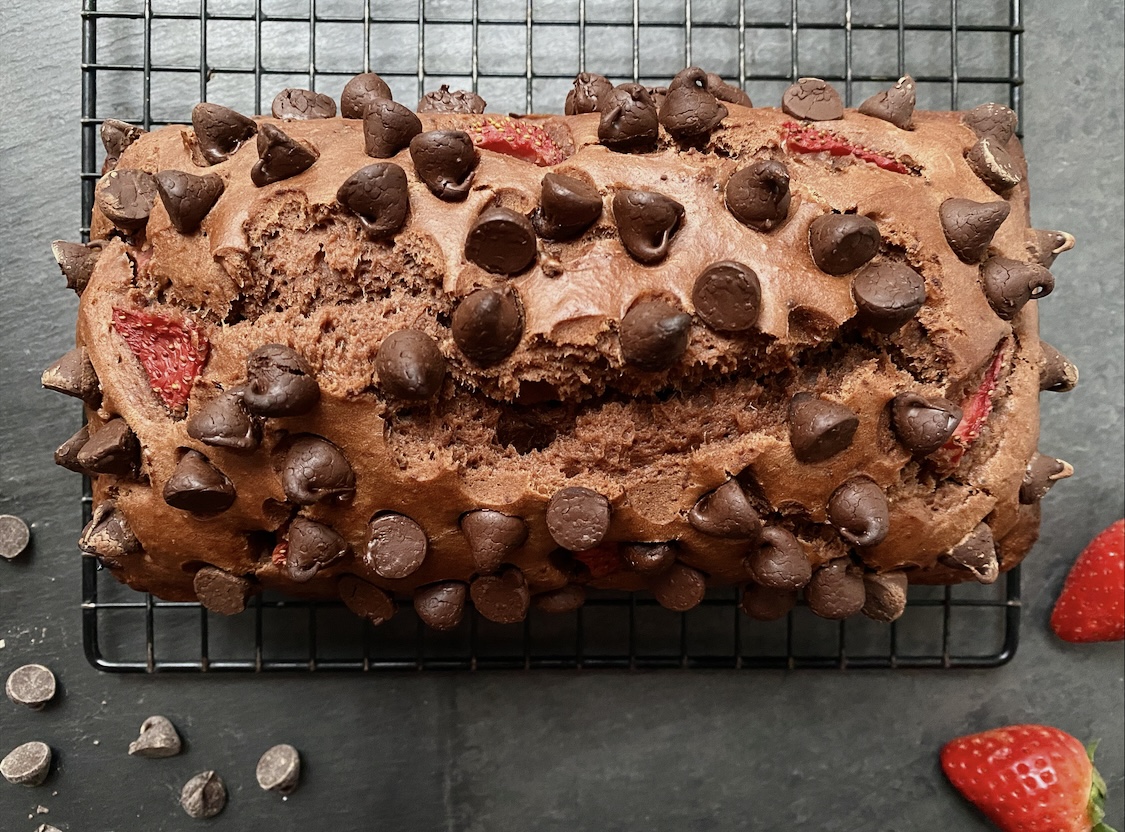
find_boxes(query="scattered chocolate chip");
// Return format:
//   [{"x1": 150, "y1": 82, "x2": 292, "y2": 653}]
[
  {"x1": 533, "y1": 173, "x2": 602, "y2": 240},
  {"x1": 745, "y1": 526, "x2": 811, "y2": 590},
  {"x1": 409, "y1": 130, "x2": 478, "y2": 201},
  {"x1": 338, "y1": 575, "x2": 395, "y2": 624},
  {"x1": 79, "y1": 501, "x2": 141, "y2": 563},
  {"x1": 341, "y1": 72, "x2": 393, "y2": 119},
  {"x1": 153, "y1": 170, "x2": 224, "y2": 234},
  {"x1": 414, "y1": 582, "x2": 467, "y2": 631},
  {"x1": 186, "y1": 391, "x2": 261, "y2": 450},
  {"x1": 465, "y1": 206, "x2": 538, "y2": 275},
  {"x1": 621, "y1": 542, "x2": 676, "y2": 575},
  {"x1": 612, "y1": 188, "x2": 684, "y2": 264},
  {"x1": 827, "y1": 476, "x2": 890, "y2": 548},
  {"x1": 282, "y1": 436, "x2": 356, "y2": 505},
  {"x1": 35, "y1": 824, "x2": 62, "y2": 832},
  {"x1": 858, "y1": 75, "x2": 916, "y2": 129},
  {"x1": 740, "y1": 584, "x2": 798, "y2": 621},
  {"x1": 470, "y1": 566, "x2": 531, "y2": 624},
  {"x1": 362, "y1": 99, "x2": 423, "y2": 158},
  {"x1": 0, "y1": 515, "x2": 31, "y2": 560},
  {"x1": 1020, "y1": 453, "x2": 1073, "y2": 503},
  {"x1": 861, "y1": 571, "x2": 909, "y2": 623},
  {"x1": 364, "y1": 513, "x2": 428, "y2": 579},
  {"x1": 336, "y1": 162, "x2": 411, "y2": 239},
  {"x1": 163, "y1": 450, "x2": 236, "y2": 514},
  {"x1": 192, "y1": 102, "x2": 258, "y2": 164},
  {"x1": 5, "y1": 665, "x2": 56, "y2": 710},
  {"x1": 598, "y1": 84, "x2": 659, "y2": 152},
  {"x1": 688, "y1": 479, "x2": 761, "y2": 540},
  {"x1": 51, "y1": 240, "x2": 102, "y2": 294},
  {"x1": 546, "y1": 486, "x2": 611, "y2": 552},
  {"x1": 965, "y1": 137, "x2": 1022, "y2": 193},
  {"x1": 286, "y1": 517, "x2": 349, "y2": 582},
  {"x1": 193, "y1": 566, "x2": 252, "y2": 615},
  {"x1": 41, "y1": 346, "x2": 99, "y2": 403},
  {"x1": 451, "y1": 287, "x2": 524, "y2": 365},
  {"x1": 100, "y1": 118, "x2": 145, "y2": 170},
  {"x1": 658, "y1": 67, "x2": 728, "y2": 142},
  {"x1": 257, "y1": 744, "x2": 301, "y2": 795},
  {"x1": 565, "y1": 72, "x2": 614, "y2": 114},
  {"x1": 650, "y1": 561, "x2": 708, "y2": 612},
  {"x1": 243, "y1": 344, "x2": 320, "y2": 416},
  {"x1": 782, "y1": 77, "x2": 844, "y2": 121},
  {"x1": 180, "y1": 771, "x2": 227, "y2": 819},
  {"x1": 1, "y1": 742, "x2": 51, "y2": 787},
  {"x1": 788, "y1": 393, "x2": 859, "y2": 463},
  {"x1": 418, "y1": 84, "x2": 486, "y2": 114},
  {"x1": 251, "y1": 123, "x2": 319, "y2": 186},
  {"x1": 272, "y1": 88, "x2": 336, "y2": 120},
  {"x1": 1038, "y1": 342, "x2": 1079, "y2": 392},
  {"x1": 128, "y1": 716, "x2": 182, "y2": 758},
  {"x1": 460, "y1": 510, "x2": 529, "y2": 573},
  {"x1": 534, "y1": 584, "x2": 586, "y2": 614},
  {"x1": 808, "y1": 213, "x2": 881, "y2": 275},
  {"x1": 804, "y1": 559, "x2": 866, "y2": 620},
  {"x1": 692, "y1": 261, "x2": 762, "y2": 332},
  {"x1": 981, "y1": 256, "x2": 1054, "y2": 320},
  {"x1": 725, "y1": 160, "x2": 791, "y2": 231},
  {"x1": 95, "y1": 169, "x2": 157, "y2": 231},
  {"x1": 962, "y1": 102, "x2": 1017, "y2": 144},
  {"x1": 851, "y1": 261, "x2": 927, "y2": 333},
  {"x1": 77, "y1": 418, "x2": 139, "y2": 478},
  {"x1": 939, "y1": 197, "x2": 1011, "y2": 263},
  {"x1": 619, "y1": 300, "x2": 691, "y2": 372},
  {"x1": 940, "y1": 522, "x2": 998, "y2": 584},
  {"x1": 891, "y1": 393, "x2": 962, "y2": 456},
  {"x1": 375, "y1": 329, "x2": 447, "y2": 400},
  {"x1": 1029, "y1": 229, "x2": 1075, "y2": 267}
]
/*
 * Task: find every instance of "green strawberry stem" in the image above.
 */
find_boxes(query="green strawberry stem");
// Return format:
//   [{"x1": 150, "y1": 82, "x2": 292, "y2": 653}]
[{"x1": 1088, "y1": 742, "x2": 1117, "y2": 832}]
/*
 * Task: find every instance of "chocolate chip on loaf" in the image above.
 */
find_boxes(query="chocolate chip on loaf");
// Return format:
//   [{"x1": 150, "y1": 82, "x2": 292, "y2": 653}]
[
  {"x1": 534, "y1": 584, "x2": 587, "y2": 613},
  {"x1": 460, "y1": 510, "x2": 529, "y2": 573},
  {"x1": 77, "y1": 417, "x2": 139, "y2": 478},
  {"x1": 651, "y1": 561, "x2": 707, "y2": 612},
  {"x1": 465, "y1": 206, "x2": 538, "y2": 275},
  {"x1": 692, "y1": 261, "x2": 762, "y2": 332},
  {"x1": 658, "y1": 67, "x2": 728, "y2": 142},
  {"x1": 375, "y1": 329, "x2": 447, "y2": 400},
  {"x1": 725, "y1": 161, "x2": 791, "y2": 231},
  {"x1": 827, "y1": 477, "x2": 890, "y2": 548},
  {"x1": 410, "y1": 130, "x2": 478, "y2": 201},
  {"x1": 940, "y1": 198, "x2": 1011, "y2": 263},
  {"x1": 745, "y1": 526, "x2": 812, "y2": 590},
  {"x1": 153, "y1": 170, "x2": 225, "y2": 234},
  {"x1": 621, "y1": 542, "x2": 677, "y2": 575},
  {"x1": 470, "y1": 566, "x2": 531, "y2": 624},
  {"x1": 688, "y1": 479, "x2": 761, "y2": 540},
  {"x1": 79, "y1": 501, "x2": 141, "y2": 564},
  {"x1": 858, "y1": 75, "x2": 916, "y2": 129},
  {"x1": 782, "y1": 77, "x2": 844, "y2": 121},
  {"x1": 1019, "y1": 453, "x2": 1073, "y2": 503},
  {"x1": 788, "y1": 393, "x2": 859, "y2": 463},
  {"x1": 101, "y1": 118, "x2": 146, "y2": 171},
  {"x1": 192, "y1": 102, "x2": 257, "y2": 164},
  {"x1": 418, "y1": 84, "x2": 486, "y2": 114},
  {"x1": 251, "y1": 123, "x2": 319, "y2": 186},
  {"x1": 364, "y1": 512, "x2": 428, "y2": 579},
  {"x1": 861, "y1": 571, "x2": 909, "y2": 623},
  {"x1": 363, "y1": 99, "x2": 423, "y2": 158},
  {"x1": 286, "y1": 517, "x2": 349, "y2": 582},
  {"x1": 805, "y1": 559, "x2": 866, "y2": 620},
  {"x1": 452, "y1": 287, "x2": 524, "y2": 365},
  {"x1": 96, "y1": 169, "x2": 158, "y2": 232},
  {"x1": 1028, "y1": 228, "x2": 1075, "y2": 267},
  {"x1": 186, "y1": 390, "x2": 261, "y2": 450},
  {"x1": 51, "y1": 240, "x2": 102, "y2": 295},
  {"x1": 337, "y1": 162, "x2": 411, "y2": 239},
  {"x1": 414, "y1": 582, "x2": 468, "y2": 631},
  {"x1": 338, "y1": 575, "x2": 395, "y2": 624},
  {"x1": 243, "y1": 344, "x2": 320, "y2": 416},
  {"x1": 940, "y1": 522, "x2": 998, "y2": 584},
  {"x1": 962, "y1": 102, "x2": 1018, "y2": 144},
  {"x1": 565, "y1": 72, "x2": 614, "y2": 115},
  {"x1": 163, "y1": 450, "x2": 236, "y2": 515},
  {"x1": 1038, "y1": 342, "x2": 1080, "y2": 392},
  {"x1": 965, "y1": 137, "x2": 1023, "y2": 193},
  {"x1": 980, "y1": 256, "x2": 1054, "y2": 320},
  {"x1": 41, "y1": 346, "x2": 99, "y2": 404},
  {"x1": 598, "y1": 84, "x2": 659, "y2": 152},
  {"x1": 272, "y1": 88, "x2": 336, "y2": 120},
  {"x1": 546, "y1": 486, "x2": 611, "y2": 552},
  {"x1": 341, "y1": 72, "x2": 393, "y2": 119},
  {"x1": 891, "y1": 393, "x2": 962, "y2": 456},
  {"x1": 740, "y1": 584, "x2": 798, "y2": 621},
  {"x1": 619, "y1": 300, "x2": 692, "y2": 372},
  {"x1": 282, "y1": 436, "x2": 356, "y2": 505},
  {"x1": 193, "y1": 566, "x2": 253, "y2": 615},
  {"x1": 533, "y1": 173, "x2": 602, "y2": 240},
  {"x1": 613, "y1": 189, "x2": 684, "y2": 264},
  {"x1": 808, "y1": 213, "x2": 881, "y2": 275},
  {"x1": 851, "y1": 262, "x2": 927, "y2": 333}
]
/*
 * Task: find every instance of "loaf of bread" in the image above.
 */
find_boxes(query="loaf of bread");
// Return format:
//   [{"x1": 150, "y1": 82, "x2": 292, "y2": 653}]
[{"x1": 46, "y1": 69, "x2": 1078, "y2": 628}]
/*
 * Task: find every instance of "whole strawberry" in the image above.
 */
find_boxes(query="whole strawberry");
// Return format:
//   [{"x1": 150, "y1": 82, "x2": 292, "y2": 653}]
[{"x1": 1052, "y1": 519, "x2": 1125, "y2": 643}]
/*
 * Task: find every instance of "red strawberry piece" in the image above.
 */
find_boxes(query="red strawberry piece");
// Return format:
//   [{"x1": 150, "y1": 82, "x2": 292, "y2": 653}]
[
  {"x1": 468, "y1": 117, "x2": 566, "y2": 166},
  {"x1": 933, "y1": 343, "x2": 1007, "y2": 469},
  {"x1": 574, "y1": 543, "x2": 623, "y2": 579},
  {"x1": 112, "y1": 307, "x2": 209, "y2": 413},
  {"x1": 782, "y1": 121, "x2": 912, "y2": 174},
  {"x1": 271, "y1": 540, "x2": 289, "y2": 569},
  {"x1": 941, "y1": 725, "x2": 1116, "y2": 832},
  {"x1": 1051, "y1": 519, "x2": 1125, "y2": 643}
]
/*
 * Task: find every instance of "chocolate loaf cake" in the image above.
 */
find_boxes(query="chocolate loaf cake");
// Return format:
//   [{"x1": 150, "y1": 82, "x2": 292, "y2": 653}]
[{"x1": 46, "y1": 69, "x2": 1078, "y2": 628}]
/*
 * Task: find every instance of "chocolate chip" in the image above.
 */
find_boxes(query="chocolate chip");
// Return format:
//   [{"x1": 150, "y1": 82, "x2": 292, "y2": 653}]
[
  {"x1": 851, "y1": 262, "x2": 927, "y2": 333},
  {"x1": 286, "y1": 517, "x2": 349, "y2": 582},
  {"x1": 697, "y1": 72, "x2": 752, "y2": 107},
  {"x1": 939, "y1": 198, "x2": 1011, "y2": 263},
  {"x1": 962, "y1": 102, "x2": 1017, "y2": 144},
  {"x1": 1039, "y1": 342, "x2": 1079, "y2": 392},
  {"x1": 1029, "y1": 229, "x2": 1075, "y2": 267},
  {"x1": 1020, "y1": 453, "x2": 1073, "y2": 503},
  {"x1": 788, "y1": 393, "x2": 859, "y2": 463},
  {"x1": 827, "y1": 477, "x2": 890, "y2": 548},
  {"x1": 364, "y1": 513, "x2": 428, "y2": 579},
  {"x1": 153, "y1": 170, "x2": 224, "y2": 234},
  {"x1": 451, "y1": 287, "x2": 524, "y2": 365},
  {"x1": 804, "y1": 559, "x2": 866, "y2": 619},
  {"x1": 940, "y1": 522, "x2": 998, "y2": 584},
  {"x1": 95, "y1": 169, "x2": 157, "y2": 231},
  {"x1": 0, "y1": 515, "x2": 31, "y2": 560},
  {"x1": 272, "y1": 88, "x2": 336, "y2": 120},
  {"x1": 192, "y1": 102, "x2": 258, "y2": 164},
  {"x1": 51, "y1": 240, "x2": 102, "y2": 294},
  {"x1": 692, "y1": 260, "x2": 762, "y2": 332},
  {"x1": 77, "y1": 418, "x2": 139, "y2": 478},
  {"x1": 1, "y1": 742, "x2": 51, "y2": 787},
  {"x1": 460, "y1": 510, "x2": 529, "y2": 573},
  {"x1": 375, "y1": 329, "x2": 446, "y2": 400},
  {"x1": 163, "y1": 450, "x2": 236, "y2": 514},
  {"x1": 409, "y1": 130, "x2": 478, "y2": 201},
  {"x1": 546, "y1": 486, "x2": 611, "y2": 552},
  {"x1": 100, "y1": 118, "x2": 145, "y2": 170},
  {"x1": 858, "y1": 75, "x2": 916, "y2": 129},
  {"x1": 414, "y1": 582, "x2": 467, "y2": 631},
  {"x1": 621, "y1": 542, "x2": 676, "y2": 575},
  {"x1": 650, "y1": 562, "x2": 707, "y2": 612},
  {"x1": 5, "y1": 665, "x2": 56, "y2": 710},
  {"x1": 598, "y1": 84, "x2": 659, "y2": 152},
  {"x1": 362, "y1": 99, "x2": 423, "y2": 158},
  {"x1": 79, "y1": 501, "x2": 141, "y2": 564},
  {"x1": 565, "y1": 73, "x2": 614, "y2": 114},
  {"x1": 688, "y1": 479, "x2": 761, "y2": 540},
  {"x1": 338, "y1": 575, "x2": 395, "y2": 624},
  {"x1": 54, "y1": 425, "x2": 92, "y2": 474},
  {"x1": 533, "y1": 173, "x2": 602, "y2": 240},
  {"x1": 981, "y1": 256, "x2": 1054, "y2": 320},
  {"x1": 740, "y1": 584, "x2": 797, "y2": 621},
  {"x1": 612, "y1": 188, "x2": 684, "y2": 264},
  {"x1": 891, "y1": 393, "x2": 962, "y2": 456},
  {"x1": 251, "y1": 123, "x2": 319, "y2": 186},
  {"x1": 808, "y1": 213, "x2": 881, "y2": 275},
  {"x1": 194, "y1": 566, "x2": 252, "y2": 615},
  {"x1": 418, "y1": 84, "x2": 486, "y2": 114},
  {"x1": 534, "y1": 584, "x2": 586, "y2": 613},
  {"x1": 257, "y1": 744, "x2": 301, "y2": 795},
  {"x1": 782, "y1": 77, "x2": 844, "y2": 121},
  {"x1": 861, "y1": 571, "x2": 909, "y2": 623},
  {"x1": 725, "y1": 161, "x2": 791, "y2": 231},
  {"x1": 186, "y1": 391, "x2": 261, "y2": 450},
  {"x1": 470, "y1": 566, "x2": 531, "y2": 624},
  {"x1": 465, "y1": 206, "x2": 538, "y2": 276},
  {"x1": 128, "y1": 716, "x2": 182, "y2": 758},
  {"x1": 282, "y1": 436, "x2": 356, "y2": 505},
  {"x1": 965, "y1": 137, "x2": 1022, "y2": 193},
  {"x1": 41, "y1": 346, "x2": 99, "y2": 403},
  {"x1": 341, "y1": 72, "x2": 393, "y2": 119},
  {"x1": 336, "y1": 162, "x2": 411, "y2": 239},
  {"x1": 180, "y1": 771, "x2": 227, "y2": 819},
  {"x1": 658, "y1": 67, "x2": 728, "y2": 142},
  {"x1": 619, "y1": 300, "x2": 692, "y2": 372},
  {"x1": 243, "y1": 344, "x2": 320, "y2": 416},
  {"x1": 745, "y1": 526, "x2": 811, "y2": 590}
]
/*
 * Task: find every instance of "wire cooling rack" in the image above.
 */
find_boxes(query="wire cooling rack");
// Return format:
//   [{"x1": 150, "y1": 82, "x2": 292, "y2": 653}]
[{"x1": 78, "y1": 0, "x2": 1024, "y2": 672}]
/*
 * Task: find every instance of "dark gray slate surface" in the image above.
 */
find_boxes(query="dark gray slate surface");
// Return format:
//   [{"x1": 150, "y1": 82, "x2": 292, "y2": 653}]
[{"x1": 1, "y1": 1, "x2": 1122, "y2": 830}]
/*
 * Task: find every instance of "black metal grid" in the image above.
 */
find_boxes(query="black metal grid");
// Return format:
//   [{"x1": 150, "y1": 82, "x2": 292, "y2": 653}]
[{"x1": 78, "y1": 0, "x2": 1024, "y2": 672}]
